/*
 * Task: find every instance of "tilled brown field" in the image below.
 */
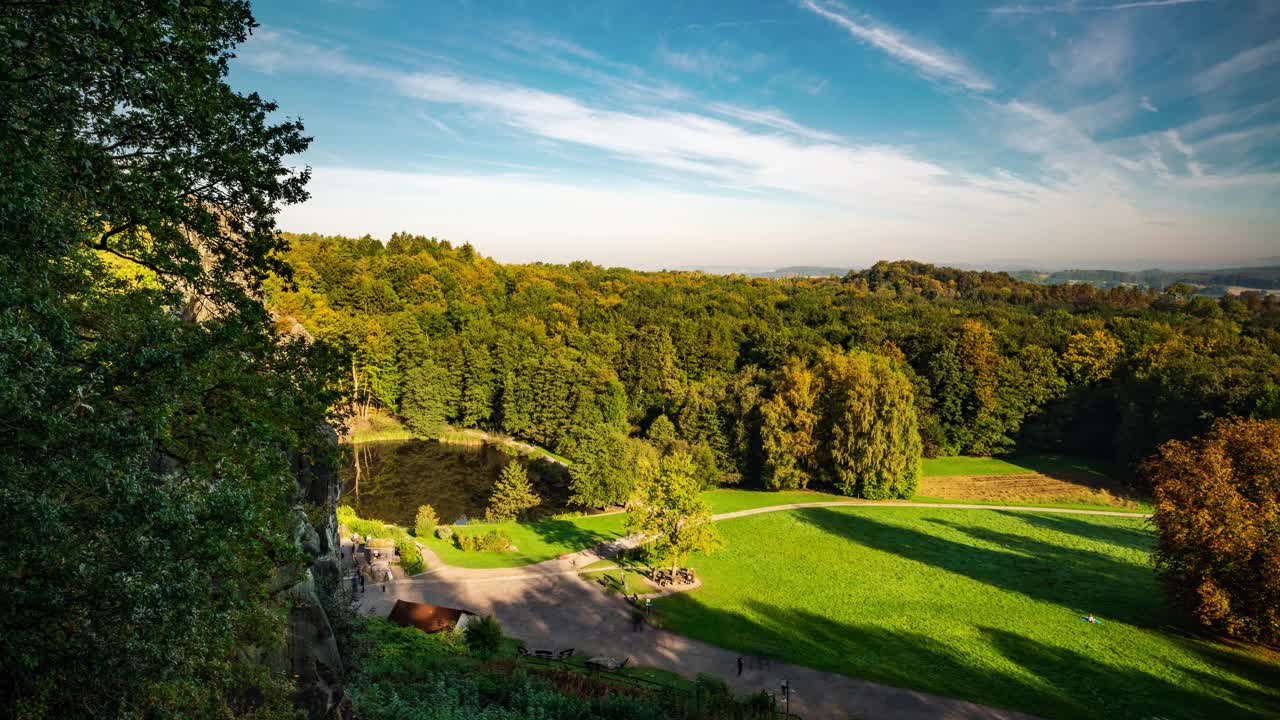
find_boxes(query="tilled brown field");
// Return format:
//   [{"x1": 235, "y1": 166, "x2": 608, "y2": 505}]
[{"x1": 917, "y1": 472, "x2": 1142, "y2": 508}]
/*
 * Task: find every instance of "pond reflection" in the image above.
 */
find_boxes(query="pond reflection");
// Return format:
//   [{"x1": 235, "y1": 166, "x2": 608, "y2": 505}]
[{"x1": 342, "y1": 439, "x2": 568, "y2": 525}]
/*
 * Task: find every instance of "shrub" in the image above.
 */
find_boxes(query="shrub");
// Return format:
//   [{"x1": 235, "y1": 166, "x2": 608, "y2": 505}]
[
  {"x1": 479, "y1": 530, "x2": 512, "y2": 552},
  {"x1": 434, "y1": 526, "x2": 453, "y2": 540},
  {"x1": 414, "y1": 504, "x2": 439, "y2": 538},
  {"x1": 463, "y1": 614, "x2": 504, "y2": 658},
  {"x1": 453, "y1": 531, "x2": 511, "y2": 552},
  {"x1": 395, "y1": 536, "x2": 425, "y2": 575}
]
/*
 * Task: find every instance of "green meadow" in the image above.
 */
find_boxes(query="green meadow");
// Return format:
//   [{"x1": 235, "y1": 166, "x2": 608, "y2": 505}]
[{"x1": 655, "y1": 506, "x2": 1280, "y2": 720}]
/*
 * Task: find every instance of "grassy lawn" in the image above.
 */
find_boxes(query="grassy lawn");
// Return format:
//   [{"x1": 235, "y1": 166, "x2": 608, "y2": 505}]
[
  {"x1": 921, "y1": 454, "x2": 1116, "y2": 478},
  {"x1": 422, "y1": 513, "x2": 628, "y2": 568},
  {"x1": 422, "y1": 486, "x2": 1151, "y2": 570},
  {"x1": 703, "y1": 488, "x2": 852, "y2": 515},
  {"x1": 579, "y1": 560, "x2": 658, "y2": 595},
  {"x1": 654, "y1": 507, "x2": 1280, "y2": 720}
]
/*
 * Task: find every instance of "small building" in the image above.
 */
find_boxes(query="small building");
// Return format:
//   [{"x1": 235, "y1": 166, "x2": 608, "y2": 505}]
[{"x1": 387, "y1": 599, "x2": 476, "y2": 634}]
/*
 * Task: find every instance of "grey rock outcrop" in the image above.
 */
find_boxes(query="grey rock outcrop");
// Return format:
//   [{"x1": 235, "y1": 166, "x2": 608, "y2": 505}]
[{"x1": 272, "y1": 425, "x2": 346, "y2": 719}]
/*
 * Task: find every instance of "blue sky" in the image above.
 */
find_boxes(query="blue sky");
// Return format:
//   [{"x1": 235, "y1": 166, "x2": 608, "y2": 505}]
[{"x1": 232, "y1": 0, "x2": 1280, "y2": 269}]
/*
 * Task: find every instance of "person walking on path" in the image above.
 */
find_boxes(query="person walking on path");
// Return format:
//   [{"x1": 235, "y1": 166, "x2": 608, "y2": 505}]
[{"x1": 737, "y1": 657, "x2": 744, "y2": 676}]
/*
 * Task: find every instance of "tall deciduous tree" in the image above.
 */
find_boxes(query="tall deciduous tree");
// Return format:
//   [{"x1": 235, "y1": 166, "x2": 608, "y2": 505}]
[
  {"x1": 400, "y1": 362, "x2": 454, "y2": 438},
  {"x1": 760, "y1": 359, "x2": 821, "y2": 490},
  {"x1": 565, "y1": 425, "x2": 654, "y2": 508},
  {"x1": 627, "y1": 453, "x2": 722, "y2": 570},
  {"x1": 817, "y1": 349, "x2": 922, "y2": 499},
  {"x1": 1, "y1": 1, "x2": 338, "y2": 716},
  {"x1": 1145, "y1": 417, "x2": 1280, "y2": 643}
]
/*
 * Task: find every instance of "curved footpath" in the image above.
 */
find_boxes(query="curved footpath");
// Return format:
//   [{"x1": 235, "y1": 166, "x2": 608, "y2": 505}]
[{"x1": 356, "y1": 501, "x2": 1148, "y2": 719}]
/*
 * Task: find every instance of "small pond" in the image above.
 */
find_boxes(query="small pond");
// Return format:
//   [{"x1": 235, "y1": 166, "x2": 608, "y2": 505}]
[{"x1": 341, "y1": 439, "x2": 570, "y2": 526}]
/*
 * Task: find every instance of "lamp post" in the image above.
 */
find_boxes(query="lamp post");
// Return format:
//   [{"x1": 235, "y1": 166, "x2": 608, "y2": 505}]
[{"x1": 780, "y1": 680, "x2": 790, "y2": 716}]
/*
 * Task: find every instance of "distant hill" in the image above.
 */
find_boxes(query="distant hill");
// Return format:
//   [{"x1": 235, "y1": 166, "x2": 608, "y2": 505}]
[
  {"x1": 1009, "y1": 266, "x2": 1280, "y2": 294},
  {"x1": 754, "y1": 265, "x2": 856, "y2": 278}
]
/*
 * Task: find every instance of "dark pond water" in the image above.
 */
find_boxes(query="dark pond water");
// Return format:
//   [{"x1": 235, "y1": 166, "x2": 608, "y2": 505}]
[{"x1": 341, "y1": 439, "x2": 570, "y2": 526}]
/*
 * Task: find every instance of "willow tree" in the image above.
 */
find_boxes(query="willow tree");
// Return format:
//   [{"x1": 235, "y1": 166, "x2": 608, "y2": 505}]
[
  {"x1": 760, "y1": 359, "x2": 821, "y2": 490},
  {"x1": 816, "y1": 349, "x2": 922, "y2": 499}
]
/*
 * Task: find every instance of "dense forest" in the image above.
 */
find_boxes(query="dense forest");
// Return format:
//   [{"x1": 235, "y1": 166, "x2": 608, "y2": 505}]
[{"x1": 270, "y1": 233, "x2": 1280, "y2": 502}]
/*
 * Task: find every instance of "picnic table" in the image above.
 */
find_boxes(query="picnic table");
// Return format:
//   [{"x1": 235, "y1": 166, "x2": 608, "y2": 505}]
[{"x1": 650, "y1": 567, "x2": 695, "y2": 586}]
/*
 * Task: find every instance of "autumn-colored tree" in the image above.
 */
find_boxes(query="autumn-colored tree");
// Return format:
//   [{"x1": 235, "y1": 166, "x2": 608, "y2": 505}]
[
  {"x1": 1145, "y1": 417, "x2": 1280, "y2": 643},
  {"x1": 1060, "y1": 329, "x2": 1123, "y2": 385},
  {"x1": 760, "y1": 359, "x2": 821, "y2": 490},
  {"x1": 485, "y1": 462, "x2": 541, "y2": 522},
  {"x1": 627, "y1": 453, "x2": 722, "y2": 570}
]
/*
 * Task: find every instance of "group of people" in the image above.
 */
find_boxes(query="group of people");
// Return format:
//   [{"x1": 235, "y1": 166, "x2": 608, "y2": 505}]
[{"x1": 347, "y1": 533, "x2": 378, "y2": 595}]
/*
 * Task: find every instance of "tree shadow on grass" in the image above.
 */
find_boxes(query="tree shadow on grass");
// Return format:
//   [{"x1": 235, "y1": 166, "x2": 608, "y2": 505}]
[
  {"x1": 790, "y1": 507, "x2": 1167, "y2": 628},
  {"x1": 526, "y1": 518, "x2": 621, "y2": 554},
  {"x1": 656, "y1": 594, "x2": 1280, "y2": 720},
  {"x1": 996, "y1": 511, "x2": 1155, "y2": 554}
]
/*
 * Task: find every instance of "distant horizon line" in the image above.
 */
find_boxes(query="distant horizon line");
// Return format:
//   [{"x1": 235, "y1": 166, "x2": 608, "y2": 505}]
[{"x1": 279, "y1": 228, "x2": 1280, "y2": 276}]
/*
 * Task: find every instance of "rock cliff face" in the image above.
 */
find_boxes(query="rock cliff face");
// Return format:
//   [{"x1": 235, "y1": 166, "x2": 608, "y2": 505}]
[{"x1": 271, "y1": 429, "x2": 346, "y2": 719}]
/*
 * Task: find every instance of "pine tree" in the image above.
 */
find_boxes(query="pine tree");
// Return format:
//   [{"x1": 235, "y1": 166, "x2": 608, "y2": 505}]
[{"x1": 485, "y1": 462, "x2": 541, "y2": 522}]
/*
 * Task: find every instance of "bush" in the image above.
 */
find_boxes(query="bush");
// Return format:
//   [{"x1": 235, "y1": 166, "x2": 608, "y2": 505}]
[
  {"x1": 434, "y1": 526, "x2": 453, "y2": 540},
  {"x1": 479, "y1": 530, "x2": 511, "y2": 552},
  {"x1": 453, "y1": 531, "x2": 511, "y2": 552},
  {"x1": 395, "y1": 536, "x2": 425, "y2": 575},
  {"x1": 414, "y1": 504, "x2": 438, "y2": 538},
  {"x1": 463, "y1": 614, "x2": 504, "y2": 658}
]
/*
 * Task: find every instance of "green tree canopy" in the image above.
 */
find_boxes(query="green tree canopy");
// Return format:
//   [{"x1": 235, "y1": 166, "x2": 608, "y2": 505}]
[
  {"x1": 0, "y1": 1, "x2": 338, "y2": 716},
  {"x1": 627, "y1": 453, "x2": 722, "y2": 570},
  {"x1": 817, "y1": 349, "x2": 922, "y2": 499}
]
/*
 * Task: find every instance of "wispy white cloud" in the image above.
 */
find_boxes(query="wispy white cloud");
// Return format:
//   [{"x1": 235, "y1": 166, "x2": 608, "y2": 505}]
[
  {"x1": 1178, "y1": 98, "x2": 1280, "y2": 138},
  {"x1": 1196, "y1": 123, "x2": 1280, "y2": 149},
  {"x1": 656, "y1": 44, "x2": 772, "y2": 81},
  {"x1": 799, "y1": 0, "x2": 994, "y2": 91},
  {"x1": 990, "y1": 0, "x2": 1211, "y2": 14},
  {"x1": 705, "y1": 103, "x2": 843, "y2": 142},
  {"x1": 285, "y1": 166, "x2": 1279, "y2": 269},
  {"x1": 237, "y1": 28, "x2": 387, "y2": 79},
  {"x1": 1140, "y1": 95, "x2": 1158, "y2": 112},
  {"x1": 1193, "y1": 38, "x2": 1280, "y2": 93},
  {"x1": 684, "y1": 19, "x2": 785, "y2": 31},
  {"x1": 1165, "y1": 129, "x2": 1203, "y2": 176},
  {"x1": 240, "y1": 26, "x2": 1280, "y2": 267},
  {"x1": 1051, "y1": 17, "x2": 1132, "y2": 87}
]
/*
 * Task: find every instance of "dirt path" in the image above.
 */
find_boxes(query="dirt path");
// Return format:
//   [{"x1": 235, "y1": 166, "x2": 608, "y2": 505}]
[
  {"x1": 358, "y1": 564, "x2": 1041, "y2": 720},
  {"x1": 355, "y1": 502, "x2": 1148, "y2": 718}
]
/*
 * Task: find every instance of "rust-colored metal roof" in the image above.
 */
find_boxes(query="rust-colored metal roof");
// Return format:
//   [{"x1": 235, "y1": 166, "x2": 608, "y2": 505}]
[{"x1": 387, "y1": 599, "x2": 471, "y2": 634}]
